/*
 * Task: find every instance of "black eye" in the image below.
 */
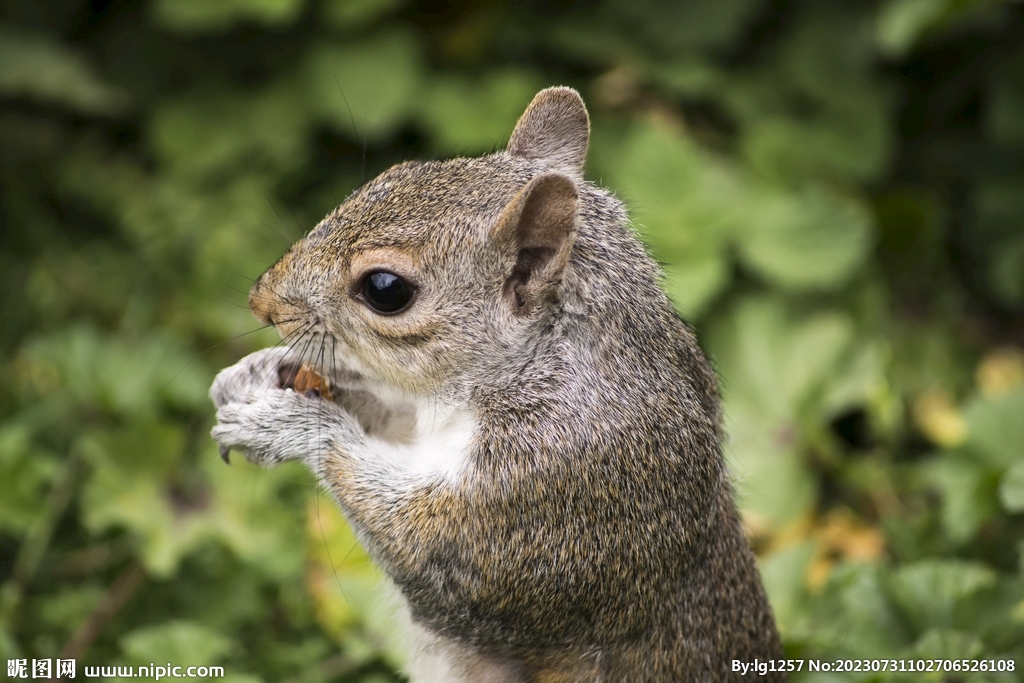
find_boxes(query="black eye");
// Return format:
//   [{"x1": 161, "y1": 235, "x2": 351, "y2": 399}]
[{"x1": 360, "y1": 270, "x2": 414, "y2": 314}]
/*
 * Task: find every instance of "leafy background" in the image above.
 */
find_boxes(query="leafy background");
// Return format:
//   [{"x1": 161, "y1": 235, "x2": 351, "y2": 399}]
[{"x1": 2, "y1": 0, "x2": 1024, "y2": 680}]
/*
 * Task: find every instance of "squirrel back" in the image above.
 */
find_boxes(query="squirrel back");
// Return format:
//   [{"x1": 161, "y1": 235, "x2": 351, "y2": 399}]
[{"x1": 223, "y1": 87, "x2": 784, "y2": 681}]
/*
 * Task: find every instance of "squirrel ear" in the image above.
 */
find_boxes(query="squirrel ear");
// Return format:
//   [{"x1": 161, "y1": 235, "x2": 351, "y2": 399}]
[
  {"x1": 493, "y1": 171, "x2": 579, "y2": 316},
  {"x1": 507, "y1": 87, "x2": 590, "y2": 177}
]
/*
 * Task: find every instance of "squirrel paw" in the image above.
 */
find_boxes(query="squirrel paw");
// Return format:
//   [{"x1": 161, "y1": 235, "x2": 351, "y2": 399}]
[
  {"x1": 212, "y1": 386, "x2": 356, "y2": 466},
  {"x1": 209, "y1": 346, "x2": 296, "y2": 409}
]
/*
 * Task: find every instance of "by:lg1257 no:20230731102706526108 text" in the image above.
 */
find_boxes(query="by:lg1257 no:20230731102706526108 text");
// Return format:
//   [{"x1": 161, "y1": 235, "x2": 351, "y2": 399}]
[{"x1": 733, "y1": 658, "x2": 1017, "y2": 675}]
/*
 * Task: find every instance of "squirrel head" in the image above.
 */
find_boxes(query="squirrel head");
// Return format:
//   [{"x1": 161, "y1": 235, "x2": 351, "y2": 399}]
[{"x1": 249, "y1": 87, "x2": 592, "y2": 396}]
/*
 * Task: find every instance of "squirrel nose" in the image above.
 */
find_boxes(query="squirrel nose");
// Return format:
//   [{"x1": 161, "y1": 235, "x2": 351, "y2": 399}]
[
  {"x1": 249, "y1": 278, "x2": 275, "y2": 326},
  {"x1": 249, "y1": 268, "x2": 285, "y2": 327},
  {"x1": 249, "y1": 248, "x2": 303, "y2": 327},
  {"x1": 249, "y1": 263, "x2": 309, "y2": 343}
]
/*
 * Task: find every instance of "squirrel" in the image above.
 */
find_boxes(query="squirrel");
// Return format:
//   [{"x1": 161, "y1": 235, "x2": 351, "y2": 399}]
[{"x1": 210, "y1": 87, "x2": 784, "y2": 682}]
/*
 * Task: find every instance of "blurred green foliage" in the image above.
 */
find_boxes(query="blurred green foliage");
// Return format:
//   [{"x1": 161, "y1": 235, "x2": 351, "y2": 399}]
[{"x1": 1, "y1": 0, "x2": 1024, "y2": 680}]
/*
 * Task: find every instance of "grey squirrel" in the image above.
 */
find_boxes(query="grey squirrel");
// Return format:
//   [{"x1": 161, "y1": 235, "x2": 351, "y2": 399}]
[{"x1": 211, "y1": 87, "x2": 784, "y2": 682}]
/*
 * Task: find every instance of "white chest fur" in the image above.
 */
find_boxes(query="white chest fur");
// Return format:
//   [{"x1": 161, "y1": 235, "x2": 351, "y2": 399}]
[{"x1": 362, "y1": 396, "x2": 477, "y2": 488}]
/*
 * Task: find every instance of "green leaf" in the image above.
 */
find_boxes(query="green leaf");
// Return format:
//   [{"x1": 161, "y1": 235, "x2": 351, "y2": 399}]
[
  {"x1": 712, "y1": 298, "x2": 855, "y2": 417},
  {"x1": 0, "y1": 424, "x2": 57, "y2": 534},
  {"x1": 910, "y1": 628, "x2": 984, "y2": 660},
  {"x1": 0, "y1": 25, "x2": 129, "y2": 114},
  {"x1": 876, "y1": 0, "x2": 1017, "y2": 58},
  {"x1": 730, "y1": 9, "x2": 895, "y2": 186},
  {"x1": 999, "y1": 459, "x2": 1024, "y2": 513},
  {"x1": 151, "y1": 0, "x2": 305, "y2": 32},
  {"x1": 150, "y1": 85, "x2": 311, "y2": 181},
  {"x1": 599, "y1": 123, "x2": 873, "y2": 296},
  {"x1": 79, "y1": 422, "x2": 187, "y2": 576},
  {"x1": 662, "y1": 257, "x2": 730, "y2": 319},
  {"x1": 805, "y1": 563, "x2": 910, "y2": 658},
  {"x1": 59, "y1": 151, "x2": 291, "y2": 285},
  {"x1": 818, "y1": 342, "x2": 890, "y2": 419},
  {"x1": 727, "y1": 411, "x2": 818, "y2": 525},
  {"x1": 597, "y1": 0, "x2": 762, "y2": 53},
  {"x1": 963, "y1": 389, "x2": 1024, "y2": 469},
  {"x1": 743, "y1": 107, "x2": 891, "y2": 184},
  {"x1": 648, "y1": 58, "x2": 725, "y2": 100},
  {"x1": 889, "y1": 560, "x2": 997, "y2": 633},
  {"x1": 303, "y1": 30, "x2": 422, "y2": 140},
  {"x1": 321, "y1": 0, "x2": 405, "y2": 30},
  {"x1": 202, "y1": 454, "x2": 307, "y2": 580},
  {"x1": 923, "y1": 453, "x2": 1000, "y2": 543},
  {"x1": 709, "y1": 298, "x2": 855, "y2": 523},
  {"x1": 759, "y1": 541, "x2": 815, "y2": 635},
  {"x1": 38, "y1": 585, "x2": 105, "y2": 633},
  {"x1": 876, "y1": 0, "x2": 952, "y2": 57},
  {"x1": 120, "y1": 621, "x2": 231, "y2": 666},
  {"x1": 81, "y1": 426, "x2": 307, "y2": 578},
  {"x1": 22, "y1": 327, "x2": 210, "y2": 420},
  {"x1": 988, "y1": 235, "x2": 1024, "y2": 307},
  {"x1": 772, "y1": 8, "x2": 877, "y2": 101},
  {"x1": 736, "y1": 183, "x2": 873, "y2": 291},
  {"x1": 973, "y1": 178, "x2": 1024, "y2": 307},
  {"x1": 607, "y1": 119, "x2": 742, "y2": 254},
  {"x1": 597, "y1": 119, "x2": 740, "y2": 315},
  {"x1": 418, "y1": 69, "x2": 543, "y2": 153},
  {"x1": 989, "y1": 51, "x2": 1024, "y2": 148}
]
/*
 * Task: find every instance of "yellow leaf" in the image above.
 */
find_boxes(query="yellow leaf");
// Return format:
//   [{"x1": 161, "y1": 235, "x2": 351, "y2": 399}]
[
  {"x1": 976, "y1": 347, "x2": 1024, "y2": 398},
  {"x1": 806, "y1": 509, "x2": 885, "y2": 591},
  {"x1": 912, "y1": 388, "x2": 967, "y2": 447}
]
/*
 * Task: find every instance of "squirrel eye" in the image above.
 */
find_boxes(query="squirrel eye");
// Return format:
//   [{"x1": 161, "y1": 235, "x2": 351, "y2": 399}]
[{"x1": 360, "y1": 270, "x2": 414, "y2": 314}]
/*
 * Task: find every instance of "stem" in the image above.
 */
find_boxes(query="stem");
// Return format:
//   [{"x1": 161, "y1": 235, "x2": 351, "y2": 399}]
[
  {"x1": 0, "y1": 449, "x2": 82, "y2": 625},
  {"x1": 58, "y1": 561, "x2": 146, "y2": 662}
]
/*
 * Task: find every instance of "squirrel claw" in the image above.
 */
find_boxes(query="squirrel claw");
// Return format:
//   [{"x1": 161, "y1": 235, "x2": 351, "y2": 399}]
[{"x1": 219, "y1": 444, "x2": 231, "y2": 464}]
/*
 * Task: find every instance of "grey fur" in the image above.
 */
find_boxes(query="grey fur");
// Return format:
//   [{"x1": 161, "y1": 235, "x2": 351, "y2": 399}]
[{"x1": 211, "y1": 87, "x2": 784, "y2": 681}]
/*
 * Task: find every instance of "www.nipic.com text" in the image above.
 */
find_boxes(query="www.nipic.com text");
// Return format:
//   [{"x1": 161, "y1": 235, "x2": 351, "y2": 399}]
[{"x1": 7, "y1": 659, "x2": 225, "y2": 679}]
